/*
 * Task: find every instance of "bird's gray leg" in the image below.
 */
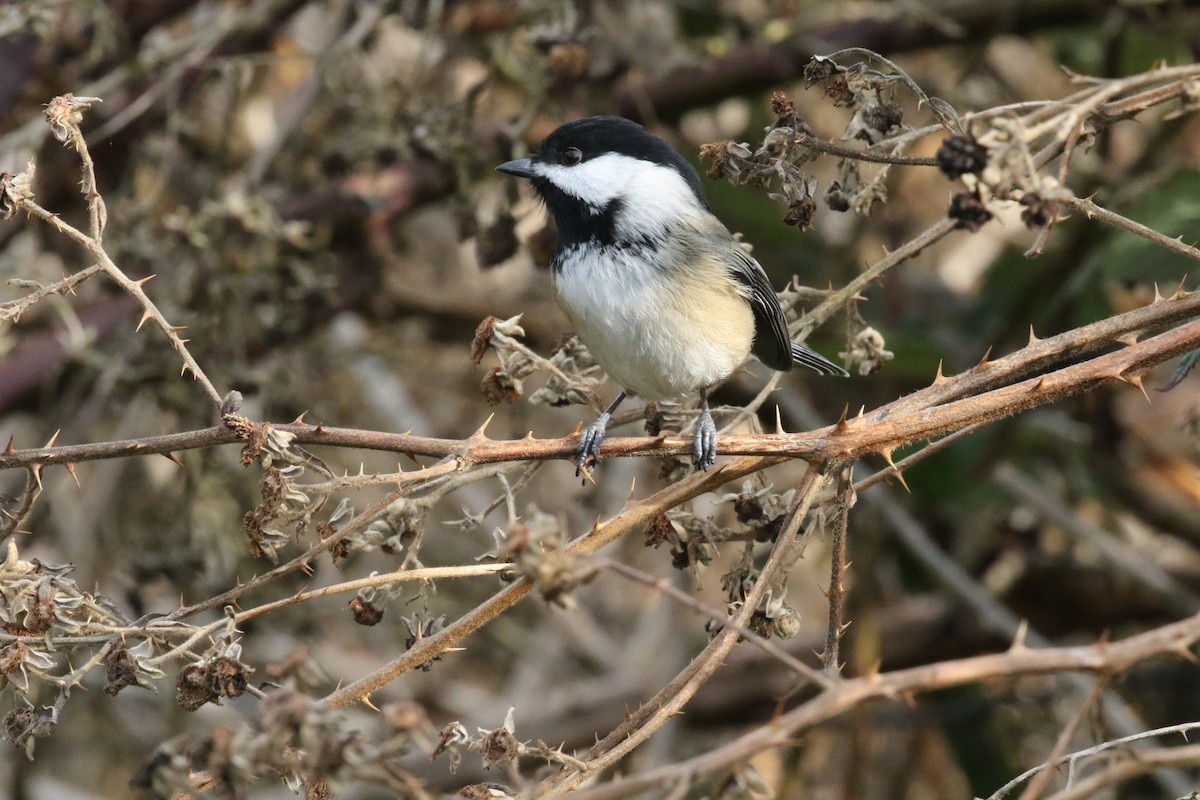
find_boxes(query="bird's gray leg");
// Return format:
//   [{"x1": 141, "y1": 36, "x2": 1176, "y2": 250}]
[
  {"x1": 577, "y1": 390, "x2": 627, "y2": 476},
  {"x1": 693, "y1": 389, "x2": 717, "y2": 470}
]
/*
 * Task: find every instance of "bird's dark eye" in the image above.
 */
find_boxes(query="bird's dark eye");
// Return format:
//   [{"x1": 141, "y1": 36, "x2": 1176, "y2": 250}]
[{"x1": 562, "y1": 147, "x2": 583, "y2": 166}]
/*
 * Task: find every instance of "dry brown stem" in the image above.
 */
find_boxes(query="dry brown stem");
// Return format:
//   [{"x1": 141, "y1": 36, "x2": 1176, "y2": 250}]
[{"x1": 564, "y1": 611, "x2": 1200, "y2": 800}]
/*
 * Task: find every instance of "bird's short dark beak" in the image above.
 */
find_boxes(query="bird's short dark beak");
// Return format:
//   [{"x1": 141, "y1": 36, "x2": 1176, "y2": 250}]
[{"x1": 496, "y1": 158, "x2": 536, "y2": 179}]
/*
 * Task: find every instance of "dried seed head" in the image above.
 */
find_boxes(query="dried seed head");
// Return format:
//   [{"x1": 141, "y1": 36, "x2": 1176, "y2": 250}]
[
  {"x1": 349, "y1": 596, "x2": 384, "y2": 626},
  {"x1": 936, "y1": 134, "x2": 989, "y2": 180},
  {"x1": 104, "y1": 648, "x2": 141, "y2": 696},
  {"x1": 700, "y1": 139, "x2": 754, "y2": 183},
  {"x1": 175, "y1": 662, "x2": 215, "y2": 711},
  {"x1": 2, "y1": 160, "x2": 36, "y2": 219},
  {"x1": 840, "y1": 326, "x2": 895, "y2": 376},
  {"x1": 1019, "y1": 192, "x2": 1058, "y2": 229},
  {"x1": 209, "y1": 654, "x2": 251, "y2": 699},
  {"x1": 803, "y1": 56, "x2": 838, "y2": 85},
  {"x1": 1, "y1": 702, "x2": 57, "y2": 757},
  {"x1": 471, "y1": 316, "x2": 500, "y2": 364},
  {"x1": 862, "y1": 100, "x2": 903, "y2": 137},
  {"x1": 44, "y1": 94, "x2": 101, "y2": 142},
  {"x1": 770, "y1": 91, "x2": 799, "y2": 128},
  {"x1": 783, "y1": 196, "x2": 817, "y2": 230},
  {"x1": 479, "y1": 726, "x2": 519, "y2": 767},
  {"x1": 948, "y1": 189, "x2": 993, "y2": 232},
  {"x1": 481, "y1": 367, "x2": 522, "y2": 405}
]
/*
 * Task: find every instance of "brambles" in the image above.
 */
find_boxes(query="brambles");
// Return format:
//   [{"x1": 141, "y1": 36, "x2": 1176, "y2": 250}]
[{"x1": 3, "y1": 5, "x2": 1200, "y2": 799}]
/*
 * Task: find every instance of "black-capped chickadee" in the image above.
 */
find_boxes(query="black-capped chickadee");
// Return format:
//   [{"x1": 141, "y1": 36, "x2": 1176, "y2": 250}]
[{"x1": 497, "y1": 116, "x2": 846, "y2": 473}]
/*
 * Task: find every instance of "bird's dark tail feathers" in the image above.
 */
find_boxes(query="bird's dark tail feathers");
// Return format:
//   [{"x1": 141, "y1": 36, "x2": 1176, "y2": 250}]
[{"x1": 791, "y1": 342, "x2": 849, "y2": 377}]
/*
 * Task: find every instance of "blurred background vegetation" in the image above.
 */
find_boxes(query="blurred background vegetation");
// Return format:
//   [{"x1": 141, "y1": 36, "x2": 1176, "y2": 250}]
[{"x1": 2, "y1": 1, "x2": 1200, "y2": 798}]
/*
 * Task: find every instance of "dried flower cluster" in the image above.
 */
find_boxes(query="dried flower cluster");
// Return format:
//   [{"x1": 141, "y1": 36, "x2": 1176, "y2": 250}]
[
  {"x1": 3, "y1": 7, "x2": 1200, "y2": 798},
  {"x1": 471, "y1": 315, "x2": 603, "y2": 408}
]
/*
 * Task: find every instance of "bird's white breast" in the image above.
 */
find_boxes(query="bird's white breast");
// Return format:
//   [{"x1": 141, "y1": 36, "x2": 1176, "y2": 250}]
[{"x1": 553, "y1": 243, "x2": 754, "y2": 400}]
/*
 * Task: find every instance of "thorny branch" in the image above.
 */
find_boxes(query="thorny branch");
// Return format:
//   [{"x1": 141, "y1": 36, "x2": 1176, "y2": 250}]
[
  {"x1": 561, "y1": 610, "x2": 1200, "y2": 800},
  {"x1": 3, "y1": 35, "x2": 1200, "y2": 800},
  {"x1": 5, "y1": 285, "x2": 1200, "y2": 472}
]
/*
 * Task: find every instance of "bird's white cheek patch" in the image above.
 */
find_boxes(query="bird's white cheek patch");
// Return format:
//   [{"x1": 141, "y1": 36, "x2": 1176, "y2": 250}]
[{"x1": 535, "y1": 154, "x2": 700, "y2": 224}]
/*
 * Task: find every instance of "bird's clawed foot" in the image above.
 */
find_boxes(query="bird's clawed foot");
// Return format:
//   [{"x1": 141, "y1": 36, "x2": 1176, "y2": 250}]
[
  {"x1": 575, "y1": 390, "x2": 627, "y2": 480},
  {"x1": 692, "y1": 391, "x2": 717, "y2": 471},
  {"x1": 576, "y1": 418, "x2": 608, "y2": 478}
]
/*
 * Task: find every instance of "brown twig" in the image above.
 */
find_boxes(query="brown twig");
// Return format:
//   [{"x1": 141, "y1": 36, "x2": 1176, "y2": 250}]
[
  {"x1": 1060, "y1": 194, "x2": 1200, "y2": 263},
  {"x1": 1042, "y1": 743, "x2": 1200, "y2": 800},
  {"x1": 596, "y1": 557, "x2": 830, "y2": 688},
  {"x1": 532, "y1": 464, "x2": 834, "y2": 797},
  {"x1": 1015, "y1": 677, "x2": 1109, "y2": 800},
  {"x1": 320, "y1": 457, "x2": 808, "y2": 709},
  {"x1": 561, "y1": 611, "x2": 1200, "y2": 800},
  {"x1": 822, "y1": 464, "x2": 853, "y2": 675},
  {"x1": 3, "y1": 298, "x2": 1198, "y2": 480}
]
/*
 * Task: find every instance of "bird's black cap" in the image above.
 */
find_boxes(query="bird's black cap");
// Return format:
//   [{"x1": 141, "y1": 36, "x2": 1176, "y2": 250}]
[{"x1": 537, "y1": 116, "x2": 707, "y2": 205}]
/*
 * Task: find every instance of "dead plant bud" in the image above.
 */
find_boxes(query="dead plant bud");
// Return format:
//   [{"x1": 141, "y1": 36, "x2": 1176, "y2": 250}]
[
  {"x1": 1019, "y1": 192, "x2": 1058, "y2": 228},
  {"x1": 519, "y1": 547, "x2": 597, "y2": 608},
  {"x1": 433, "y1": 721, "x2": 469, "y2": 770},
  {"x1": 803, "y1": 56, "x2": 856, "y2": 106},
  {"x1": 0, "y1": 643, "x2": 28, "y2": 690},
  {"x1": 470, "y1": 316, "x2": 499, "y2": 365},
  {"x1": 479, "y1": 726, "x2": 518, "y2": 768},
  {"x1": 243, "y1": 466, "x2": 288, "y2": 560},
  {"x1": 1, "y1": 161, "x2": 36, "y2": 218},
  {"x1": 175, "y1": 663, "x2": 216, "y2": 711},
  {"x1": 646, "y1": 513, "x2": 673, "y2": 548},
  {"x1": 0, "y1": 173, "x2": 13, "y2": 220},
  {"x1": 21, "y1": 579, "x2": 56, "y2": 634},
  {"x1": 770, "y1": 91, "x2": 799, "y2": 128},
  {"x1": 698, "y1": 140, "x2": 752, "y2": 182},
  {"x1": 783, "y1": 196, "x2": 817, "y2": 229},
  {"x1": 104, "y1": 648, "x2": 140, "y2": 696},
  {"x1": 948, "y1": 189, "x2": 993, "y2": 232},
  {"x1": 44, "y1": 94, "x2": 101, "y2": 142},
  {"x1": 861, "y1": 100, "x2": 903, "y2": 139},
  {"x1": 936, "y1": 133, "x2": 989, "y2": 180},
  {"x1": 209, "y1": 654, "x2": 251, "y2": 699},
  {"x1": 349, "y1": 596, "x2": 384, "y2": 626},
  {"x1": 459, "y1": 784, "x2": 516, "y2": 799},
  {"x1": 494, "y1": 520, "x2": 529, "y2": 561},
  {"x1": 481, "y1": 367, "x2": 522, "y2": 405},
  {"x1": 220, "y1": 390, "x2": 244, "y2": 417},
  {"x1": 306, "y1": 778, "x2": 333, "y2": 800},
  {"x1": 840, "y1": 326, "x2": 895, "y2": 376},
  {"x1": 802, "y1": 56, "x2": 836, "y2": 85},
  {"x1": 747, "y1": 591, "x2": 801, "y2": 640},
  {"x1": 1, "y1": 701, "x2": 57, "y2": 757}
]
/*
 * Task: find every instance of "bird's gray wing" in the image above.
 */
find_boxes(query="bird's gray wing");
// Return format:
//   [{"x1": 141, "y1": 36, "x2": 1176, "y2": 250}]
[
  {"x1": 678, "y1": 216, "x2": 848, "y2": 376},
  {"x1": 725, "y1": 244, "x2": 795, "y2": 372}
]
